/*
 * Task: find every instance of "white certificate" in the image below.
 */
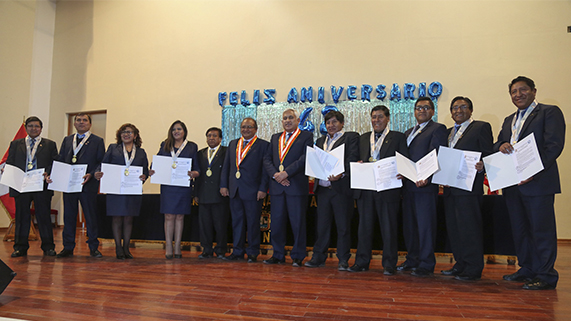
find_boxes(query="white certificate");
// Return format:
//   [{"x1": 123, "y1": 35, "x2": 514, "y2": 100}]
[
  {"x1": 48, "y1": 161, "x2": 88, "y2": 193},
  {"x1": 150, "y1": 155, "x2": 192, "y2": 187},
  {"x1": 0, "y1": 164, "x2": 45, "y2": 193},
  {"x1": 99, "y1": 163, "x2": 143, "y2": 195},
  {"x1": 483, "y1": 133, "x2": 544, "y2": 192},
  {"x1": 432, "y1": 146, "x2": 481, "y2": 192},
  {"x1": 395, "y1": 149, "x2": 439, "y2": 182},
  {"x1": 305, "y1": 144, "x2": 345, "y2": 181},
  {"x1": 350, "y1": 157, "x2": 401, "y2": 192}
]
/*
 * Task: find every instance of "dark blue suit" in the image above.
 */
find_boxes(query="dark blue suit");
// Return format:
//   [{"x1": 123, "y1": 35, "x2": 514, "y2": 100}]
[
  {"x1": 7, "y1": 137, "x2": 58, "y2": 253},
  {"x1": 311, "y1": 132, "x2": 360, "y2": 264},
  {"x1": 59, "y1": 133, "x2": 105, "y2": 252},
  {"x1": 494, "y1": 103, "x2": 565, "y2": 287},
  {"x1": 402, "y1": 120, "x2": 447, "y2": 272},
  {"x1": 353, "y1": 131, "x2": 408, "y2": 270},
  {"x1": 220, "y1": 137, "x2": 269, "y2": 257},
  {"x1": 263, "y1": 130, "x2": 313, "y2": 261},
  {"x1": 442, "y1": 121, "x2": 493, "y2": 278}
]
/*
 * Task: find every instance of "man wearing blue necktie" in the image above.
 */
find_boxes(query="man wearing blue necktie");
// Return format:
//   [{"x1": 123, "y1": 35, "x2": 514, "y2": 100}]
[{"x1": 55, "y1": 113, "x2": 105, "y2": 258}]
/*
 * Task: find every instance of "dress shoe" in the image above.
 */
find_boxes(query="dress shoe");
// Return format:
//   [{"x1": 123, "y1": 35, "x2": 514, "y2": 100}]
[
  {"x1": 223, "y1": 253, "x2": 244, "y2": 261},
  {"x1": 441, "y1": 268, "x2": 461, "y2": 276},
  {"x1": 304, "y1": 258, "x2": 325, "y2": 268},
  {"x1": 338, "y1": 261, "x2": 349, "y2": 271},
  {"x1": 44, "y1": 249, "x2": 57, "y2": 257},
  {"x1": 247, "y1": 255, "x2": 257, "y2": 263},
  {"x1": 455, "y1": 274, "x2": 480, "y2": 281},
  {"x1": 90, "y1": 249, "x2": 103, "y2": 258},
  {"x1": 292, "y1": 259, "x2": 303, "y2": 267},
  {"x1": 116, "y1": 254, "x2": 125, "y2": 260},
  {"x1": 263, "y1": 257, "x2": 285, "y2": 264},
  {"x1": 383, "y1": 268, "x2": 396, "y2": 276},
  {"x1": 522, "y1": 278, "x2": 555, "y2": 290},
  {"x1": 348, "y1": 264, "x2": 369, "y2": 272},
  {"x1": 216, "y1": 253, "x2": 226, "y2": 259},
  {"x1": 124, "y1": 252, "x2": 134, "y2": 259},
  {"x1": 503, "y1": 272, "x2": 532, "y2": 282},
  {"x1": 396, "y1": 262, "x2": 417, "y2": 272},
  {"x1": 11, "y1": 250, "x2": 27, "y2": 257},
  {"x1": 198, "y1": 253, "x2": 212, "y2": 259},
  {"x1": 174, "y1": 254, "x2": 182, "y2": 259},
  {"x1": 165, "y1": 254, "x2": 173, "y2": 259},
  {"x1": 411, "y1": 268, "x2": 433, "y2": 277},
  {"x1": 56, "y1": 249, "x2": 74, "y2": 258}
]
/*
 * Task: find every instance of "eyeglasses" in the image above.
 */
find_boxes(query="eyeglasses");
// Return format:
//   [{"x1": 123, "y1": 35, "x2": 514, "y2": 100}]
[
  {"x1": 414, "y1": 106, "x2": 432, "y2": 111},
  {"x1": 452, "y1": 105, "x2": 469, "y2": 111},
  {"x1": 121, "y1": 131, "x2": 134, "y2": 135}
]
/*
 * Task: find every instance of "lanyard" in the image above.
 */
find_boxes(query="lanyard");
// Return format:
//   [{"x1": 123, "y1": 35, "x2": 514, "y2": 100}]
[
  {"x1": 236, "y1": 136, "x2": 258, "y2": 171},
  {"x1": 448, "y1": 119, "x2": 473, "y2": 148},
  {"x1": 510, "y1": 104, "x2": 535, "y2": 144},
  {"x1": 369, "y1": 125, "x2": 389, "y2": 161},
  {"x1": 207, "y1": 145, "x2": 220, "y2": 166},
  {"x1": 324, "y1": 131, "x2": 344, "y2": 152},
  {"x1": 279, "y1": 128, "x2": 300, "y2": 165},
  {"x1": 170, "y1": 140, "x2": 188, "y2": 168},
  {"x1": 407, "y1": 122, "x2": 427, "y2": 146},
  {"x1": 123, "y1": 143, "x2": 136, "y2": 174},
  {"x1": 72, "y1": 132, "x2": 91, "y2": 162},
  {"x1": 26, "y1": 136, "x2": 41, "y2": 171}
]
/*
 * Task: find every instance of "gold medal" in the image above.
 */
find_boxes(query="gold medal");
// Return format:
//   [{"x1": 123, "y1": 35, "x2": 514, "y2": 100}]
[
  {"x1": 27, "y1": 162, "x2": 33, "y2": 170},
  {"x1": 279, "y1": 164, "x2": 284, "y2": 172},
  {"x1": 235, "y1": 171, "x2": 241, "y2": 179},
  {"x1": 72, "y1": 155, "x2": 77, "y2": 163},
  {"x1": 172, "y1": 163, "x2": 177, "y2": 169},
  {"x1": 206, "y1": 168, "x2": 212, "y2": 177},
  {"x1": 369, "y1": 157, "x2": 376, "y2": 162},
  {"x1": 124, "y1": 168, "x2": 129, "y2": 176}
]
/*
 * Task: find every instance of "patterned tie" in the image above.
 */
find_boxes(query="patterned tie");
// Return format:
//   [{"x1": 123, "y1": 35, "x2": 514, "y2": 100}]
[
  {"x1": 30, "y1": 138, "x2": 36, "y2": 148},
  {"x1": 375, "y1": 132, "x2": 382, "y2": 142},
  {"x1": 208, "y1": 148, "x2": 213, "y2": 159},
  {"x1": 453, "y1": 124, "x2": 461, "y2": 136}
]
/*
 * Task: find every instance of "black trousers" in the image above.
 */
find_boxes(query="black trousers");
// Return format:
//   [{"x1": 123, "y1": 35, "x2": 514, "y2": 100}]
[
  {"x1": 62, "y1": 191, "x2": 100, "y2": 251},
  {"x1": 14, "y1": 191, "x2": 55, "y2": 252},
  {"x1": 199, "y1": 202, "x2": 229, "y2": 256}
]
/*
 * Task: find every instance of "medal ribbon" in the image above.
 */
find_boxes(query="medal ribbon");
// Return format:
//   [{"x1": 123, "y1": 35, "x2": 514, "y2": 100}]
[
  {"x1": 510, "y1": 102, "x2": 536, "y2": 144},
  {"x1": 279, "y1": 128, "x2": 300, "y2": 165},
  {"x1": 26, "y1": 136, "x2": 41, "y2": 171},
  {"x1": 207, "y1": 145, "x2": 220, "y2": 167},
  {"x1": 73, "y1": 131, "x2": 91, "y2": 160},
  {"x1": 236, "y1": 136, "x2": 258, "y2": 172},
  {"x1": 448, "y1": 118, "x2": 473, "y2": 148},
  {"x1": 123, "y1": 143, "x2": 136, "y2": 170},
  {"x1": 170, "y1": 140, "x2": 188, "y2": 166},
  {"x1": 369, "y1": 125, "x2": 389, "y2": 161}
]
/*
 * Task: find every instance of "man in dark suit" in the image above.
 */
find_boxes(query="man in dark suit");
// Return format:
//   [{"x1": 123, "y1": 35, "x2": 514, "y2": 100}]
[
  {"x1": 495, "y1": 76, "x2": 565, "y2": 290},
  {"x1": 6, "y1": 116, "x2": 58, "y2": 257},
  {"x1": 55, "y1": 113, "x2": 105, "y2": 258},
  {"x1": 398, "y1": 97, "x2": 447, "y2": 277},
  {"x1": 349, "y1": 105, "x2": 408, "y2": 275},
  {"x1": 440, "y1": 97, "x2": 493, "y2": 281},
  {"x1": 304, "y1": 111, "x2": 359, "y2": 271},
  {"x1": 220, "y1": 118, "x2": 269, "y2": 263},
  {"x1": 262, "y1": 109, "x2": 313, "y2": 267},
  {"x1": 195, "y1": 127, "x2": 229, "y2": 259}
]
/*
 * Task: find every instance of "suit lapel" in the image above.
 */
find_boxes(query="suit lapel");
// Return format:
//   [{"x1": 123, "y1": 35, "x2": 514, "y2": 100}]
[
  {"x1": 454, "y1": 122, "x2": 474, "y2": 147},
  {"x1": 520, "y1": 105, "x2": 540, "y2": 137},
  {"x1": 379, "y1": 132, "x2": 393, "y2": 159}
]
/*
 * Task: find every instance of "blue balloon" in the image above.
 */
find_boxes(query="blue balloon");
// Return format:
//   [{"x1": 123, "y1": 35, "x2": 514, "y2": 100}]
[
  {"x1": 253, "y1": 89, "x2": 261, "y2": 106},
  {"x1": 418, "y1": 82, "x2": 427, "y2": 97},
  {"x1": 319, "y1": 122, "x2": 327, "y2": 135},
  {"x1": 229, "y1": 91, "x2": 238, "y2": 106},
  {"x1": 263, "y1": 89, "x2": 276, "y2": 104},
  {"x1": 390, "y1": 83, "x2": 401, "y2": 101},
  {"x1": 287, "y1": 87, "x2": 299, "y2": 103},
  {"x1": 319, "y1": 105, "x2": 338, "y2": 135},
  {"x1": 347, "y1": 85, "x2": 357, "y2": 100},
  {"x1": 404, "y1": 83, "x2": 416, "y2": 100},
  {"x1": 429, "y1": 82, "x2": 443, "y2": 100},
  {"x1": 299, "y1": 107, "x2": 315, "y2": 132},
  {"x1": 376, "y1": 84, "x2": 386, "y2": 100},
  {"x1": 300, "y1": 87, "x2": 313, "y2": 103},
  {"x1": 218, "y1": 92, "x2": 227, "y2": 107},
  {"x1": 318, "y1": 87, "x2": 325, "y2": 104},
  {"x1": 331, "y1": 86, "x2": 344, "y2": 103},
  {"x1": 361, "y1": 84, "x2": 373, "y2": 101},
  {"x1": 240, "y1": 90, "x2": 250, "y2": 106}
]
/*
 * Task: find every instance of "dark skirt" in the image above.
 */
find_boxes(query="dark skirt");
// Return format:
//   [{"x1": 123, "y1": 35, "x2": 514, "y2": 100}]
[
  {"x1": 160, "y1": 185, "x2": 193, "y2": 215},
  {"x1": 106, "y1": 195, "x2": 143, "y2": 216}
]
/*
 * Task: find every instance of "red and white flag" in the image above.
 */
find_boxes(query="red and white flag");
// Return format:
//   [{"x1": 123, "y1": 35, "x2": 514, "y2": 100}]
[{"x1": 0, "y1": 123, "x2": 27, "y2": 220}]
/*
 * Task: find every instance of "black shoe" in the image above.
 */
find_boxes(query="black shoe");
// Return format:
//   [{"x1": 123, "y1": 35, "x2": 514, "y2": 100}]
[
  {"x1": 116, "y1": 254, "x2": 125, "y2": 260},
  {"x1": 396, "y1": 262, "x2": 417, "y2": 272},
  {"x1": 263, "y1": 257, "x2": 285, "y2": 264},
  {"x1": 348, "y1": 264, "x2": 369, "y2": 272},
  {"x1": 522, "y1": 278, "x2": 555, "y2": 290},
  {"x1": 223, "y1": 253, "x2": 244, "y2": 261},
  {"x1": 247, "y1": 255, "x2": 257, "y2": 263},
  {"x1": 56, "y1": 249, "x2": 74, "y2": 258},
  {"x1": 198, "y1": 252, "x2": 212, "y2": 259},
  {"x1": 174, "y1": 254, "x2": 182, "y2": 259},
  {"x1": 455, "y1": 274, "x2": 480, "y2": 281},
  {"x1": 124, "y1": 252, "x2": 133, "y2": 259},
  {"x1": 292, "y1": 259, "x2": 303, "y2": 267},
  {"x1": 411, "y1": 268, "x2": 433, "y2": 277},
  {"x1": 165, "y1": 254, "x2": 173, "y2": 259},
  {"x1": 11, "y1": 250, "x2": 27, "y2": 257},
  {"x1": 304, "y1": 258, "x2": 325, "y2": 268},
  {"x1": 441, "y1": 268, "x2": 461, "y2": 276},
  {"x1": 383, "y1": 268, "x2": 396, "y2": 276},
  {"x1": 338, "y1": 261, "x2": 349, "y2": 271},
  {"x1": 90, "y1": 250, "x2": 102, "y2": 258},
  {"x1": 503, "y1": 272, "x2": 532, "y2": 282},
  {"x1": 44, "y1": 249, "x2": 56, "y2": 257},
  {"x1": 216, "y1": 253, "x2": 226, "y2": 259}
]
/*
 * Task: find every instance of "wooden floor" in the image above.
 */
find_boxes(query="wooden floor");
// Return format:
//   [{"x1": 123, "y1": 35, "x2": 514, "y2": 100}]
[{"x1": 0, "y1": 228, "x2": 569, "y2": 321}]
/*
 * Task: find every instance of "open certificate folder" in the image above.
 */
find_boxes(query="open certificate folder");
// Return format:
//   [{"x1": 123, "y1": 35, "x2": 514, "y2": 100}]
[
  {"x1": 305, "y1": 144, "x2": 345, "y2": 181},
  {"x1": 483, "y1": 133, "x2": 544, "y2": 192},
  {"x1": 395, "y1": 149, "x2": 439, "y2": 182},
  {"x1": 0, "y1": 164, "x2": 45, "y2": 193},
  {"x1": 150, "y1": 155, "x2": 192, "y2": 187},
  {"x1": 432, "y1": 146, "x2": 481, "y2": 192},
  {"x1": 48, "y1": 161, "x2": 88, "y2": 193},
  {"x1": 350, "y1": 157, "x2": 402, "y2": 192},
  {"x1": 99, "y1": 163, "x2": 143, "y2": 195}
]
